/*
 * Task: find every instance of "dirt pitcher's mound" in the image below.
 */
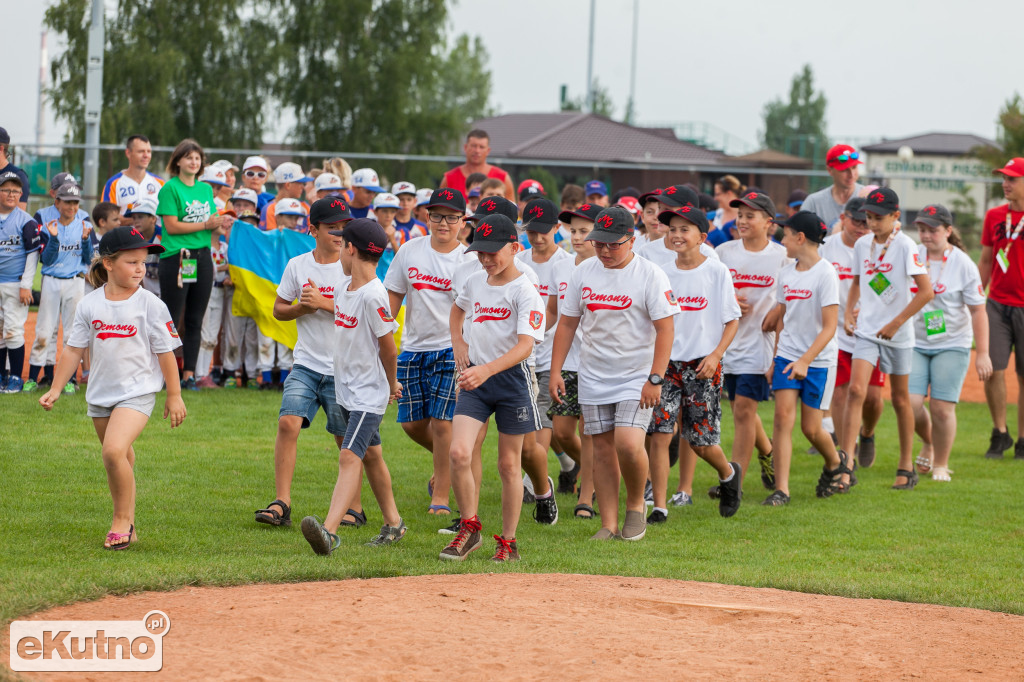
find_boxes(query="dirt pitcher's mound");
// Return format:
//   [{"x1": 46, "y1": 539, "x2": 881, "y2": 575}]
[{"x1": 6, "y1": 574, "x2": 1024, "y2": 681}]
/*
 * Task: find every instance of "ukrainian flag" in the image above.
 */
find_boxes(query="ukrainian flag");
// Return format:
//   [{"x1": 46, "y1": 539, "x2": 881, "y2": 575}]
[{"x1": 228, "y1": 222, "x2": 314, "y2": 348}]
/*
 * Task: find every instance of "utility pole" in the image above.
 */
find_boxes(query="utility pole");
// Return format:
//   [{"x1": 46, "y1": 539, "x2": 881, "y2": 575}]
[
  {"x1": 83, "y1": 0, "x2": 104, "y2": 204},
  {"x1": 36, "y1": 30, "x2": 47, "y2": 149},
  {"x1": 627, "y1": 0, "x2": 638, "y2": 124},
  {"x1": 586, "y1": 0, "x2": 595, "y2": 113}
]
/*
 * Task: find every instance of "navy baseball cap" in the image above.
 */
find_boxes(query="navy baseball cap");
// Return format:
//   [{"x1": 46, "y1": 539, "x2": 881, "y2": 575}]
[
  {"x1": 98, "y1": 226, "x2": 165, "y2": 257},
  {"x1": 655, "y1": 185, "x2": 699, "y2": 209},
  {"x1": 50, "y1": 172, "x2": 77, "y2": 190},
  {"x1": 312, "y1": 196, "x2": 353, "y2": 226},
  {"x1": 586, "y1": 206, "x2": 635, "y2": 243},
  {"x1": 337, "y1": 217, "x2": 387, "y2": 255},
  {"x1": 863, "y1": 187, "x2": 900, "y2": 216},
  {"x1": 468, "y1": 196, "x2": 518, "y2": 223},
  {"x1": 558, "y1": 202, "x2": 603, "y2": 224},
  {"x1": 465, "y1": 215, "x2": 519, "y2": 253},
  {"x1": 775, "y1": 210, "x2": 829, "y2": 244},
  {"x1": 522, "y1": 198, "x2": 559, "y2": 233},
  {"x1": 426, "y1": 187, "x2": 466, "y2": 213},
  {"x1": 659, "y1": 205, "x2": 710, "y2": 234},
  {"x1": 585, "y1": 180, "x2": 608, "y2": 197},
  {"x1": 0, "y1": 127, "x2": 8, "y2": 145}
]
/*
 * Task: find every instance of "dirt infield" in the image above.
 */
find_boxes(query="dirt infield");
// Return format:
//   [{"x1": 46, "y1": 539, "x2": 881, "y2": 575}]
[{"x1": 5, "y1": 573, "x2": 1023, "y2": 680}]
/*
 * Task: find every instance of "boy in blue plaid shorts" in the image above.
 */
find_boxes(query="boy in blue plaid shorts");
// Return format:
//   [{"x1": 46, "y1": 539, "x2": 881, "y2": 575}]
[{"x1": 384, "y1": 188, "x2": 472, "y2": 520}]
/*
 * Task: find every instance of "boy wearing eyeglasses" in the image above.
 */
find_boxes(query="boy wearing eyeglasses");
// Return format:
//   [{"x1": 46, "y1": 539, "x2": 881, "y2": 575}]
[
  {"x1": 241, "y1": 156, "x2": 275, "y2": 213},
  {"x1": 801, "y1": 144, "x2": 865, "y2": 235},
  {"x1": 549, "y1": 206, "x2": 679, "y2": 541},
  {"x1": 384, "y1": 188, "x2": 473, "y2": 520}
]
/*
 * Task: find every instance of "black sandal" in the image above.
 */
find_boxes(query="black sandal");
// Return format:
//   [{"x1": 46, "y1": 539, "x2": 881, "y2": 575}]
[
  {"x1": 891, "y1": 468, "x2": 919, "y2": 490},
  {"x1": 574, "y1": 504, "x2": 595, "y2": 519},
  {"x1": 339, "y1": 508, "x2": 367, "y2": 527},
  {"x1": 255, "y1": 499, "x2": 291, "y2": 526},
  {"x1": 816, "y1": 450, "x2": 853, "y2": 498}
]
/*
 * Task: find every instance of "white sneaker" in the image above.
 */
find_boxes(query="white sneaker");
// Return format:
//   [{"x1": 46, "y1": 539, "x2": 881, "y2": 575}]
[{"x1": 669, "y1": 491, "x2": 693, "y2": 506}]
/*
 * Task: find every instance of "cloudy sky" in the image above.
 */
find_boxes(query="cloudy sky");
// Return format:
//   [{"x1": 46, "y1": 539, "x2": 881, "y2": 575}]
[{"x1": 6, "y1": 0, "x2": 1021, "y2": 152}]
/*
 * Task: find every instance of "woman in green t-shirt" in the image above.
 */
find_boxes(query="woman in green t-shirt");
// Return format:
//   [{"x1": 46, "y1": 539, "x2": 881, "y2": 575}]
[{"x1": 156, "y1": 139, "x2": 233, "y2": 390}]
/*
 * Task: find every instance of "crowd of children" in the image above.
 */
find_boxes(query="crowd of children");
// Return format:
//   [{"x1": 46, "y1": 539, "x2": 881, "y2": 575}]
[{"x1": 11, "y1": 141, "x2": 1000, "y2": 559}]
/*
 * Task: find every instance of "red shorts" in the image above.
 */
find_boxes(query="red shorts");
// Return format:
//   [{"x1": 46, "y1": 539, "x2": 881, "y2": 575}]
[{"x1": 836, "y1": 349, "x2": 886, "y2": 387}]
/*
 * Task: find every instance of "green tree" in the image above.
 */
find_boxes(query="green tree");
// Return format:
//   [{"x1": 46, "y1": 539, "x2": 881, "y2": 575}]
[
  {"x1": 560, "y1": 78, "x2": 615, "y2": 119},
  {"x1": 275, "y1": 0, "x2": 492, "y2": 189},
  {"x1": 971, "y1": 93, "x2": 1024, "y2": 198},
  {"x1": 45, "y1": 0, "x2": 279, "y2": 153},
  {"x1": 949, "y1": 184, "x2": 982, "y2": 251},
  {"x1": 761, "y1": 64, "x2": 828, "y2": 158}
]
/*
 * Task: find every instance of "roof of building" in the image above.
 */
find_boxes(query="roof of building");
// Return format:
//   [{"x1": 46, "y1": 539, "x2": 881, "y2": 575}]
[
  {"x1": 469, "y1": 113, "x2": 726, "y2": 165},
  {"x1": 731, "y1": 148, "x2": 814, "y2": 168},
  {"x1": 862, "y1": 132, "x2": 997, "y2": 156}
]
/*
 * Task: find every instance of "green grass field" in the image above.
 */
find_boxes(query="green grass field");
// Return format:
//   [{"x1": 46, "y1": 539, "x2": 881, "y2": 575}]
[{"x1": 1, "y1": 389, "x2": 1022, "y2": 628}]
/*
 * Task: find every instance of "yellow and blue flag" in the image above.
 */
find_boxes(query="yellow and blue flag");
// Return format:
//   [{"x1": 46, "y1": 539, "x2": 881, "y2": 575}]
[{"x1": 228, "y1": 222, "x2": 314, "y2": 348}]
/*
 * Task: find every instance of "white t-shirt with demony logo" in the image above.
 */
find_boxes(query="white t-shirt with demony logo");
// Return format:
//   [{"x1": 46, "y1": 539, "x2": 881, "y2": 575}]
[
  {"x1": 819, "y1": 234, "x2": 858, "y2": 353},
  {"x1": 912, "y1": 245, "x2": 986, "y2": 350},
  {"x1": 67, "y1": 286, "x2": 182, "y2": 407},
  {"x1": 332, "y1": 278, "x2": 400, "y2": 414},
  {"x1": 562, "y1": 254, "x2": 679, "y2": 405},
  {"x1": 277, "y1": 251, "x2": 347, "y2": 376},
  {"x1": 775, "y1": 259, "x2": 840, "y2": 368},
  {"x1": 519, "y1": 246, "x2": 571, "y2": 370},
  {"x1": 852, "y1": 230, "x2": 928, "y2": 349},
  {"x1": 454, "y1": 270, "x2": 544, "y2": 368},
  {"x1": 383, "y1": 237, "x2": 470, "y2": 353},
  {"x1": 717, "y1": 239, "x2": 791, "y2": 374},
  {"x1": 660, "y1": 257, "x2": 741, "y2": 363}
]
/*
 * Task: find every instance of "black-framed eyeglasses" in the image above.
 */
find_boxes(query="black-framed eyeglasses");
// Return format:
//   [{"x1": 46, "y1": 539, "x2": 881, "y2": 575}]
[
  {"x1": 0, "y1": 188, "x2": 21, "y2": 196},
  {"x1": 428, "y1": 213, "x2": 463, "y2": 224},
  {"x1": 593, "y1": 237, "x2": 631, "y2": 251}
]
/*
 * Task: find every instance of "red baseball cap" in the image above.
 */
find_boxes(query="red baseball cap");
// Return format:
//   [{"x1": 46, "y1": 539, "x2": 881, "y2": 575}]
[
  {"x1": 993, "y1": 158, "x2": 1024, "y2": 178},
  {"x1": 826, "y1": 144, "x2": 862, "y2": 171},
  {"x1": 517, "y1": 179, "x2": 544, "y2": 195},
  {"x1": 616, "y1": 196, "x2": 640, "y2": 215}
]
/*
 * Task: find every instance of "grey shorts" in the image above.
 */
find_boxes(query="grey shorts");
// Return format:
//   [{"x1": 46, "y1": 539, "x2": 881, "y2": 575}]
[
  {"x1": 853, "y1": 336, "x2": 912, "y2": 376},
  {"x1": 534, "y1": 369, "x2": 553, "y2": 429},
  {"x1": 338, "y1": 407, "x2": 383, "y2": 459},
  {"x1": 987, "y1": 298, "x2": 1024, "y2": 374},
  {"x1": 87, "y1": 393, "x2": 157, "y2": 418},
  {"x1": 581, "y1": 400, "x2": 653, "y2": 436}
]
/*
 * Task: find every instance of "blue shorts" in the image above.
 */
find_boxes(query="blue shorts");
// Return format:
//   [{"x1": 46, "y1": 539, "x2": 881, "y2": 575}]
[
  {"x1": 279, "y1": 364, "x2": 347, "y2": 435},
  {"x1": 338, "y1": 407, "x2": 383, "y2": 459},
  {"x1": 454, "y1": 361, "x2": 541, "y2": 435},
  {"x1": 771, "y1": 357, "x2": 836, "y2": 410},
  {"x1": 724, "y1": 373, "x2": 771, "y2": 402},
  {"x1": 909, "y1": 347, "x2": 971, "y2": 403},
  {"x1": 397, "y1": 349, "x2": 458, "y2": 423}
]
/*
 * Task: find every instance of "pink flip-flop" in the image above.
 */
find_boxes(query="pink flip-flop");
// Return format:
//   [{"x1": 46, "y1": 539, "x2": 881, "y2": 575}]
[{"x1": 104, "y1": 524, "x2": 134, "y2": 551}]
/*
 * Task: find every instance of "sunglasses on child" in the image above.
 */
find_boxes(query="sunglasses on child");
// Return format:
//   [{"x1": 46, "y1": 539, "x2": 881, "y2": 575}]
[{"x1": 243, "y1": 170, "x2": 267, "y2": 178}]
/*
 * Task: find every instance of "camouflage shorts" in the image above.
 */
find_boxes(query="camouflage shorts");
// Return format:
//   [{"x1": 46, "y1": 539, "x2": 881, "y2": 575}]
[
  {"x1": 647, "y1": 359, "x2": 723, "y2": 446},
  {"x1": 547, "y1": 370, "x2": 581, "y2": 418}
]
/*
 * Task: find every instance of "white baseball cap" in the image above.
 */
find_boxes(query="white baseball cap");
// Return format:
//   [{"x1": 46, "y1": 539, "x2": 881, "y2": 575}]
[
  {"x1": 352, "y1": 168, "x2": 383, "y2": 192},
  {"x1": 391, "y1": 181, "x2": 416, "y2": 196},
  {"x1": 314, "y1": 173, "x2": 344, "y2": 191},
  {"x1": 372, "y1": 192, "x2": 400, "y2": 210},
  {"x1": 125, "y1": 196, "x2": 158, "y2": 217},
  {"x1": 274, "y1": 198, "x2": 308, "y2": 217},
  {"x1": 199, "y1": 166, "x2": 230, "y2": 187},
  {"x1": 242, "y1": 155, "x2": 269, "y2": 171},
  {"x1": 212, "y1": 159, "x2": 239, "y2": 172},
  {"x1": 415, "y1": 188, "x2": 433, "y2": 206},
  {"x1": 274, "y1": 162, "x2": 312, "y2": 185},
  {"x1": 231, "y1": 188, "x2": 259, "y2": 205}
]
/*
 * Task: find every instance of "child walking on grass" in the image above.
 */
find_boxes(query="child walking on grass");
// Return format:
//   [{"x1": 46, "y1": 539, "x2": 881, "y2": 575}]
[{"x1": 39, "y1": 226, "x2": 186, "y2": 550}]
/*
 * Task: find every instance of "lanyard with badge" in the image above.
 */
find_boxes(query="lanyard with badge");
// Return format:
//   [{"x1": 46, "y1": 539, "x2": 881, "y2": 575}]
[
  {"x1": 867, "y1": 227, "x2": 899, "y2": 305},
  {"x1": 922, "y1": 248, "x2": 951, "y2": 336},
  {"x1": 996, "y1": 212, "x2": 1024, "y2": 273}
]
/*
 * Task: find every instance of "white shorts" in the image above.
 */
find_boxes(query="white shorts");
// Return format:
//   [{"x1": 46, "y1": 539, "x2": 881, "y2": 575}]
[
  {"x1": 87, "y1": 393, "x2": 157, "y2": 418},
  {"x1": 852, "y1": 336, "x2": 912, "y2": 376},
  {"x1": 0, "y1": 281, "x2": 30, "y2": 349}
]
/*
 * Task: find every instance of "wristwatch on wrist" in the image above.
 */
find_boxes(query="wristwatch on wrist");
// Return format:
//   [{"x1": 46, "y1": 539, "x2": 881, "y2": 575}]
[{"x1": 647, "y1": 374, "x2": 664, "y2": 386}]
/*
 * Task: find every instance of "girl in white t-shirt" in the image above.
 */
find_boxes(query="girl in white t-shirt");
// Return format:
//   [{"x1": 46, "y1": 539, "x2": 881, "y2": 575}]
[
  {"x1": 910, "y1": 206, "x2": 991, "y2": 482},
  {"x1": 768, "y1": 211, "x2": 852, "y2": 505},
  {"x1": 40, "y1": 227, "x2": 185, "y2": 550},
  {"x1": 715, "y1": 191, "x2": 789, "y2": 496},
  {"x1": 844, "y1": 188, "x2": 934, "y2": 489}
]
